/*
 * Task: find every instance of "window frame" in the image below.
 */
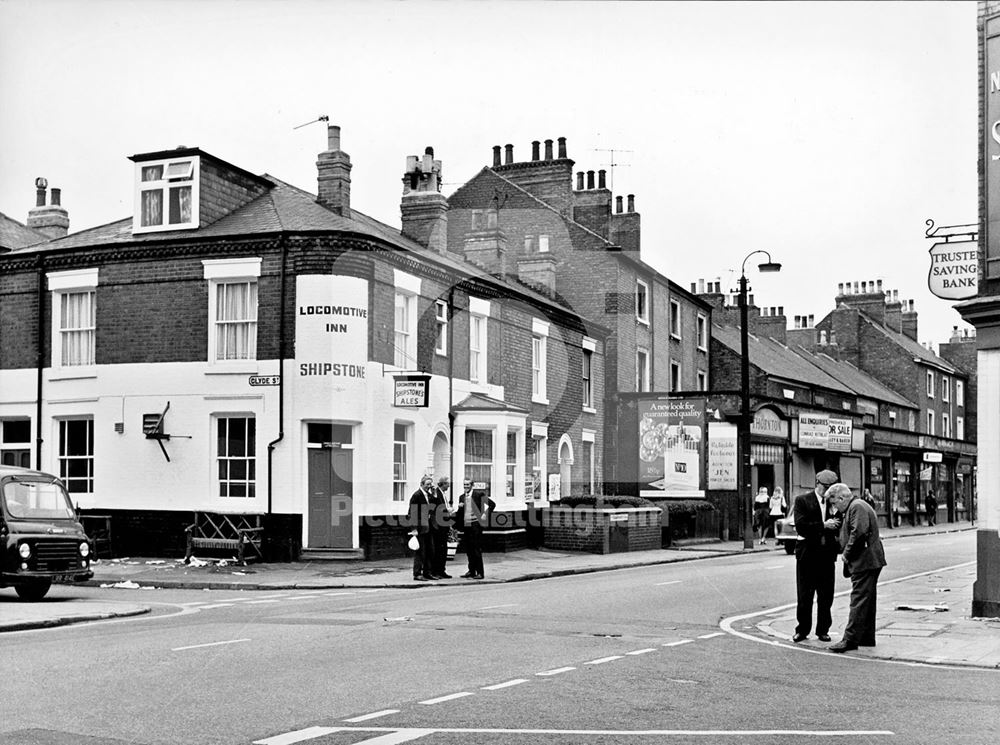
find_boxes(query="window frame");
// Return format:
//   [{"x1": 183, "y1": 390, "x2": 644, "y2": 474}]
[
  {"x1": 204, "y1": 259, "x2": 261, "y2": 369},
  {"x1": 434, "y1": 300, "x2": 449, "y2": 356},
  {"x1": 530, "y1": 426, "x2": 548, "y2": 502},
  {"x1": 531, "y1": 318, "x2": 549, "y2": 405},
  {"x1": 635, "y1": 279, "x2": 650, "y2": 324},
  {"x1": 471, "y1": 209, "x2": 497, "y2": 231},
  {"x1": 697, "y1": 371, "x2": 708, "y2": 391},
  {"x1": 582, "y1": 430, "x2": 596, "y2": 496},
  {"x1": 957, "y1": 380, "x2": 965, "y2": 408},
  {"x1": 0, "y1": 418, "x2": 31, "y2": 469},
  {"x1": 942, "y1": 412, "x2": 951, "y2": 439},
  {"x1": 48, "y1": 268, "x2": 99, "y2": 374},
  {"x1": 926, "y1": 371, "x2": 935, "y2": 398},
  {"x1": 582, "y1": 347, "x2": 595, "y2": 410},
  {"x1": 394, "y1": 291, "x2": 417, "y2": 368},
  {"x1": 941, "y1": 376, "x2": 950, "y2": 403},
  {"x1": 670, "y1": 361, "x2": 682, "y2": 392},
  {"x1": 636, "y1": 346, "x2": 650, "y2": 392},
  {"x1": 392, "y1": 422, "x2": 411, "y2": 502},
  {"x1": 670, "y1": 299, "x2": 682, "y2": 339},
  {"x1": 696, "y1": 313, "x2": 707, "y2": 351},
  {"x1": 57, "y1": 417, "x2": 94, "y2": 495},
  {"x1": 957, "y1": 415, "x2": 965, "y2": 440},
  {"x1": 133, "y1": 155, "x2": 200, "y2": 234},
  {"x1": 926, "y1": 409, "x2": 935, "y2": 436},
  {"x1": 216, "y1": 415, "x2": 256, "y2": 499}
]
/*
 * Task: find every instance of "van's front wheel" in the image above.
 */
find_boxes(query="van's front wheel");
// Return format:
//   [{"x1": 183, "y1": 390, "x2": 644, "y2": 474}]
[{"x1": 15, "y1": 580, "x2": 51, "y2": 601}]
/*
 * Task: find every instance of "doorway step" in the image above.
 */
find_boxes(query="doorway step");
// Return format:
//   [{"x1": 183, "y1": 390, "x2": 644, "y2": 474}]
[{"x1": 300, "y1": 547, "x2": 365, "y2": 561}]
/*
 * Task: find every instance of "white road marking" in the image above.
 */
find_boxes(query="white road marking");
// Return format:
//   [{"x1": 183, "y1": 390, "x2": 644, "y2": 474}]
[
  {"x1": 476, "y1": 603, "x2": 518, "y2": 610},
  {"x1": 698, "y1": 632, "x2": 724, "y2": 639},
  {"x1": 481, "y1": 678, "x2": 528, "y2": 690},
  {"x1": 343, "y1": 709, "x2": 401, "y2": 722},
  {"x1": 663, "y1": 639, "x2": 694, "y2": 647},
  {"x1": 536, "y1": 666, "x2": 576, "y2": 676},
  {"x1": 198, "y1": 603, "x2": 234, "y2": 609},
  {"x1": 358, "y1": 589, "x2": 382, "y2": 593},
  {"x1": 656, "y1": 580, "x2": 682, "y2": 586},
  {"x1": 252, "y1": 726, "x2": 340, "y2": 744},
  {"x1": 324, "y1": 592, "x2": 355, "y2": 597},
  {"x1": 626, "y1": 648, "x2": 657, "y2": 655},
  {"x1": 246, "y1": 599, "x2": 281, "y2": 604},
  {"x1": 172, "y1": 638, "x2": 250, "y2": 652},
  {"x1": 418, "y1": 692, "x2": 474, "y2": 705},
  {"x1": 320, "y1": 726, "x2": 894, "y2": 738},
  {"x1": 350, "y1": 731, "x2": 433, "y2": 744},
  {"x1": 285, "y1": 596, "x2": 314, "y2": 601},
  {"x1": 585, "y1": 655, "x2": 623, "y2": 665}
]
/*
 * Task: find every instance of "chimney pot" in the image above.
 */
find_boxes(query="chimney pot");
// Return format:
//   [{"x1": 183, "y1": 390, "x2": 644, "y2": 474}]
[
  {"x1": 505, "y1": 144, "x2": 514, "y2": 164},
  {"x1": 328, "y1": 125, "x2": 341, "y2": 151},
  {"x1": 778, "y1": 306, "x2": 783, "y2": 316},
  {"x1": 492, "y1": 145, "x2": 502, "y2": 167},
  {"x1": 808, "y1": 314, "x2": 814, "y2": 326},
  {"x1": 586, "y1": 171, "x2": 595, "y2": 189},
  {"x1": 35, "y1": 185, "x2": 46, "y2": 207},
  {"x1": 838, "y1": 282, "x2": 843, "y2": 295},
  {"x1": 531, "y1": 140, "x2": 540, "y2": 161},
  {"x1": 544, "y1": 139, "x2": 553, "y2": 160},
  {"x1": 861, "y1": 281, "x2": 868, "y2": 294},
  {"x1": 598, "y1": 170, "x2": 607, "y2": 189},
  {"x1": 691, "y1": 282, "x2": 697, "y2": 293},
  {"x1": 853, "y1": 281, "x2": 859, "y2": 294},
  {"x1": 877, "y1": 279, "x2": 883, "y2": 292},
  {"x1": 51, "y1": 188, "x2": 61, "y2": 206},
  {"x1": 577, "y1": 172, "x2": 585, "y2": 190},
  {"x1": 615, "y1": 195, "x2": 623, "y2": 213},
  {"x1": 557, "y1": 136, "x2": 567, "y2": 158},
  {"x1": 627, "y1": 194, "x2": 635, "y2": 212}
]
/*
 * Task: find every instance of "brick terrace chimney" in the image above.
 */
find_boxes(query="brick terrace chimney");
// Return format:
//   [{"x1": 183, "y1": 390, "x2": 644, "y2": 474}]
[
  {"x1": 493, "y1": 146, "x2": 502, "y2": 167},
  {"x1": 836, "y1": 277, "x2": 886, "y2": 325},
  {"x1": 401, "y1": 146, "x2": 448, "y2": 253},
  {"x1": 901, "y1": 299, "x2": 918, "y2": 341},
  {"x1": 317, "y1": 125, "x2": 352, "y2": 217},
  {"x1": 26, "y1": 177, "x2": 69, "y2": 239},
  {"x1": 884, "y1": 289, "x2": 902, "y2": 332},
  {"x1": 493, "y1": 136, "x2": 575, "y2": 216},
  {"x1": 609, "y1": 193, "x2": 640, "y2": 255}
]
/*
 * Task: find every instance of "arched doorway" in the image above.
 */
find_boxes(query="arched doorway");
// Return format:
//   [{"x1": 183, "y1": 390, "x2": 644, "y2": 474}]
[{"x1": 558, "y1": 435, "x2": 573, "y2": 498}]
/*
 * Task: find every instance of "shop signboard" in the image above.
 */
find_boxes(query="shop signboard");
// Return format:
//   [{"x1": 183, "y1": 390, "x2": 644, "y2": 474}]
[
  {"x1": 751, "y1": 408, "x2": 788, "y2": 439},
  {"x1": 798, "y1": 412, "x2": 853, "y2": 451},
  {"x1": 828, "y1": 417, "x2": 853, "y2": 452},
  {"x1": 393, "y1": 375, "x2": 430, "y2": 407},
  {"x1": 928, "y1": 241, "x2": 978, "y2": 300},
  {"x1": 638, "y1": 397, "x2": 705, "y2": 498},
  {"x1": 708, "y1": 421, "x2": 737, "y2": 490}
]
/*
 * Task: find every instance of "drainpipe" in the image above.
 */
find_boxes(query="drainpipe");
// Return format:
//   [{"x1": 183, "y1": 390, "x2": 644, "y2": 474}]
[
  {"x1": 266, "y1": 235, "x2": 289, "y2": 516},
  {"x1": 35, "y1": 255, "x2": 45, "y2": 470},
  {"x1": 448, "y1": 285, "x2": 456, "y2": 508}
]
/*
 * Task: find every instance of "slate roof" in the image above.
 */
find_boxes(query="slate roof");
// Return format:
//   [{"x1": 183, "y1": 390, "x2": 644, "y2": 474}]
[
  {"x1": 858, "y1": 311, "x2": 959, "y2": 374},
  {"x1": 793, "y1": 346, "x2": 918, "y2": 410},
  {"x1": 5, "y1": 174, "x2": 589, "y2": 325},
  {"x1": 712, "y1": 323, "x2": 854, "y2": 395},
  {"x1": 0, "y1": 211, "x2": 47, "y2": 250}
]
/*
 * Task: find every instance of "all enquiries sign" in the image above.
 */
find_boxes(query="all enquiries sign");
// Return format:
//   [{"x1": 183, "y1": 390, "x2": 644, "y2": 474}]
[{"x1": 798, "y1": 412, "x2": 852, "y2": 453}]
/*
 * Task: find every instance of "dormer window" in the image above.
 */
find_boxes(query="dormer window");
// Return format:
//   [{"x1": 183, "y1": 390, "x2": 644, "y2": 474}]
[{"x1": 134, "y1": 156, "x2": 199, "y2": 233}]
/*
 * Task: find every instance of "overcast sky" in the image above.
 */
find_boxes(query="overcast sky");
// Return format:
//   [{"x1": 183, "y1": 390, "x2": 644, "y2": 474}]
[{"x1": 0, "y1": 0, "x2": 979, "y2": 348}]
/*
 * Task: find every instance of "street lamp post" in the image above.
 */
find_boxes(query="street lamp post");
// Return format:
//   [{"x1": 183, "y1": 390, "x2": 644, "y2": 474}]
[{"x1": 738, "y1": 250, "x2": 782, "y2": 549}]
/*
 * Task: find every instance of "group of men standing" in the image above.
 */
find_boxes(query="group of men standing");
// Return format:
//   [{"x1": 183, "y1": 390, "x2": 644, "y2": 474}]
[
  {"x1": 791, "y1": 469, "x2": 887, "y2": 652},
  {"x1": 408, "y1": 475, "x2": 495, "y2": 582}
]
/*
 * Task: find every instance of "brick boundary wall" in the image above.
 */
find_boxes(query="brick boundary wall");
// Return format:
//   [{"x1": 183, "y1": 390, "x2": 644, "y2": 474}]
[{"x1": 542, "y1": 506, "x2": 662, "y2": 554}]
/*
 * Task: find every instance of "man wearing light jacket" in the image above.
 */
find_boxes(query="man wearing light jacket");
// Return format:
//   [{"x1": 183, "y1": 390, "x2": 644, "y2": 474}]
[{"x1": 825, "y1": 482, "x2": 887, "y2": 652}]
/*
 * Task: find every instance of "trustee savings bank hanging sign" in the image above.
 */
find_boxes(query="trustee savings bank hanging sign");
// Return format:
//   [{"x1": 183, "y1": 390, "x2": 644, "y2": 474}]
[{"x1": 984, "y1": 16, "x2": 1000, "y2": 280}]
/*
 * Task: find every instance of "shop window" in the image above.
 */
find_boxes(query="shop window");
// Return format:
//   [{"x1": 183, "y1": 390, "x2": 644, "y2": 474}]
[
  {"x1": 217, "y1": 416, "x2": 255, "y2": 498},
  {"x1": 1, "y1": 419, "x2": 31, "y2": 468},
  {"x1": 58, "y1": 418, "x2": 93, "y2": 495}
]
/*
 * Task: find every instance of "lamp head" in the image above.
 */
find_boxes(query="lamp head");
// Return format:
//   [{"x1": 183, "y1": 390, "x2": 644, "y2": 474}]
[{"x1": 758, "y1": 261, "x2": 782, "y2": 273}]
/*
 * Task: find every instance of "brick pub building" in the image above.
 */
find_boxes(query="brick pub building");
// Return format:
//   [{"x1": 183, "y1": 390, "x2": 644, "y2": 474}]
[{"x1": 0, "y1": 126, "x2": 606, "y2": 559}]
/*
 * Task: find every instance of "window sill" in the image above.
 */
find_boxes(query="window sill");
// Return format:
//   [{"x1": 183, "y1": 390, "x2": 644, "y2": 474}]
[
  {"x1": 670, "y1": 333, "x2": 682, "y2": 341},
  {"x1": 635, "y1": 317, "x2": 650, "y2": 326},
  {"x1": 532, "y1": 396, "x2": 550, "y2": 406},
  {"x1": 582, "y1": 406, "x2": 597, "y2": 414},
  {"x1": 50, "y1": 367, "x2": 97, "y2": 381}
]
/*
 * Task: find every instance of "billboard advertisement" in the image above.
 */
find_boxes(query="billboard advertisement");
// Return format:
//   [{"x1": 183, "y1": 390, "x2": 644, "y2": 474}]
[{"x1": 638, "y1": 397, "x2": 705, "y2": 497}]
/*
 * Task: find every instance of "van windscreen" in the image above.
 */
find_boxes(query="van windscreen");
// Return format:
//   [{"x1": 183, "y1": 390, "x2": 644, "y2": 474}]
[{"x1": 2, "y1": 478, "x2": 76, "y2": 520}]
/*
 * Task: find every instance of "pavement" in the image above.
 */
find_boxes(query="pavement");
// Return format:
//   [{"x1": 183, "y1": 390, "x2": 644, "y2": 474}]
[{"x1": 3, "y1": 523, "x2": 998, "y2": 669}]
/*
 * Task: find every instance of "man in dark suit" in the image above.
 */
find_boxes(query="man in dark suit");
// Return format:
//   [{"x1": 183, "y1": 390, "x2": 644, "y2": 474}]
[
  {"x1": 455, "y1": 479, "x2": 495, "y2": 579},
  {"x1": 791, "y1": 469, "x2": 842, "y2": 642},
  {"x1": 430, "y1": 477, "x2": 453, "y2": 579},
  {"x1": 826, "y1": 483, "x2": 887, "y2": 652},
  {"x1": 408, "y1": 475, "x2": 437, "y2": 581}
]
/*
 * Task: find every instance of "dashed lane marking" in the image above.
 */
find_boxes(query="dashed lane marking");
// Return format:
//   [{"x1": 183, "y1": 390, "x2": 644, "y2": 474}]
[
  {"x1": 626, "y1": 648, "x2": 657, "y2": 655},
  {"x1": 481, "y1": 679, "x2": 528, "y2": 690},
  {"x1": 246, "y1": 599, "x2": 281, "y2": 604},
  {"x1": 663, "y1": 639, "x2": 694, "y2": 647},
  {"x1": 418, "y1": 692, "x2": 474, "y2": 705},
  {"x1": 656, "y1": 580, "x2": 682, "y2": 586},
  {"x1": 253, "y1": 726, "x2": 339, "y2": 744},
  {"x1": 698, "y1": 632, "x2": 724, "y2": 639},
  {"x1": 172, "y1": 638, "x2": 250, "y2": 652},
  {"x1": 476, "y1": 603, "x2": 518, "y2": 610},
  {"x1": 349, "y1": 731, "x2": 433, "y2": 744},
  {"x1": 585, "y1": 655, "x2": 623, "y2": 665},
  {"x1": 536, "y1": 666, "x2": 576, "y2": 676},
  {"x1": 323, "y1": 592, "x2": 355, "y2": 597},
  {"x1": 343, "y1": 709, "x2": 401, "y2": 722},
  {"x1": 198, "y1": 603, "x2": 234, "y2": 609}
]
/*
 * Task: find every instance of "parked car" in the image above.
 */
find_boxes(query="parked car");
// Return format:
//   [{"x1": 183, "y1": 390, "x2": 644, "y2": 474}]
[
  {"x1": 774, "y1": 508, "x2": 798, "y2": 554},
  {"x1": 0, "y1": 465, "x2": 93, "y2": 600}
]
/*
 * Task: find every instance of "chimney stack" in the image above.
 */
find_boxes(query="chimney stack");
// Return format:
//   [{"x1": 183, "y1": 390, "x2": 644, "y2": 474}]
[
  {"x1": 493, "y1": 137, "x2": 575, "y2": 215},
  {"x1": 531, "y1": 140, "x2": 541, "y2": 161},
  {"x1": 586, "y1": 170, "x2": 595, "y2": 189},
  {"x1": 616, "y1": 196, "x2": 623, "y2": 213},
  {"x1": 627, "y1": 194, "x2": 635, "y2": 212},
  {"x1": 901, "y1": 299, "x2": 918, "y2": 341},
  {"x1": 26, "y1": 177, "x2": 70, "y2": 239},
  {"x1": 316, "y1": 125, "x2": 352, "y2": 217},
  {"x1": 576, "y1": 172, "x2": 585, "y2": 190},
  {"x1": 544, "y1": 139, "x2": 553, "y2": 160},
  {"x1": 492, "y1": 146, "x2": 502, "y2": 167},
  {"x1": 400, "y1": 145, "x2": 448, "y2": 252},
  {"x1": 557, "y1": 137, "x2": 567, "y2": 159},
  {"x1": 598, "y1": 170, "x2": 607, "y2": 189},
  {"x1": 505, "y1": 144, "x2": 514, "y2": 164}
]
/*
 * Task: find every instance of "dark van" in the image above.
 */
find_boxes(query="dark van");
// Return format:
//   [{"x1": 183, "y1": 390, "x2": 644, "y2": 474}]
[{"x1": 0, "y1": 465, "x2": 94, "y2": 600}]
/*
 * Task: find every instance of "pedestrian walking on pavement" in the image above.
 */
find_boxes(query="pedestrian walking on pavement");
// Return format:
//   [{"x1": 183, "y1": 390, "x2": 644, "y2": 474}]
[
  {"x1": 754, "y1": 487, "x2": 771, "y2": 545},
  {"x1": 767, "y1": 486, "x2": 787, "y2": 541},
  {"x1": 455, "y1": 479, "x2": 495, "y2": 579},
  {"x1": 408, "y1": 475, "x2": 437, "y2": 581},
  {"x1": 825, "y1": 483, "x2": 886, "y2": 652},
  {"x1": 791, "y1": 469, "x2": 842, "y2": 642},
  {"x1": 925, "y1": 490, "x2": 938, "y2": 527},
  {"x1": 430, "y1": 477, "x2": 454, "y2": 578}
]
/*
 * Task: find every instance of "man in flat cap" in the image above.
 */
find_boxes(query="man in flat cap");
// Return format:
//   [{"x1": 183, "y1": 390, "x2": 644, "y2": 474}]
[{"x1": 790, "y1": 468, "x2": 842, "y2": 642}]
